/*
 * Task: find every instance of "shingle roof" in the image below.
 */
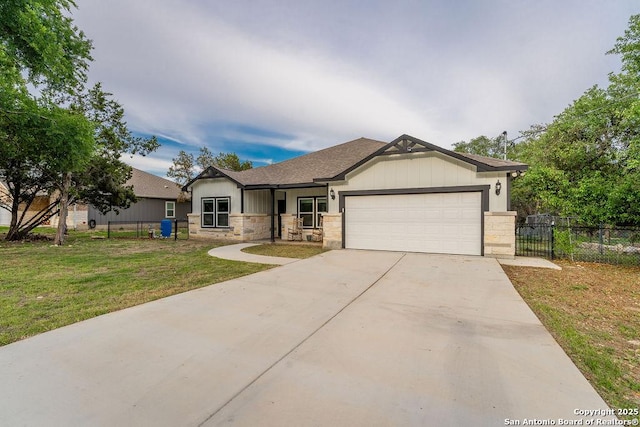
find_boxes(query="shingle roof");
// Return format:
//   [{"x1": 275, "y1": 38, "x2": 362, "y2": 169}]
[
  {"x1": 191, "y1": 137, "x2": 387, "y2": 188},
  {"x1": 455, "y1": 152, "x2": 528, "y2": 170},
  {"x1": 186, "y1": 134, "x2": 528, "y2": 189},
  {"x1": 127, "y1": 168, "x2": 183, "y2": 199}
]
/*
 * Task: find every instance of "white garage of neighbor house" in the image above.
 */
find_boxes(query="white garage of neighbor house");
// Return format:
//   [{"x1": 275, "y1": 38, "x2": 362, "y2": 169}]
[{"x1": 185, "y1": 134, "x2": 528, "y2": 258}]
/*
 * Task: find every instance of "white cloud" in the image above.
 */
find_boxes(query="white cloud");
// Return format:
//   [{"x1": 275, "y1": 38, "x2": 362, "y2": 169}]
[{"x1": 74, "y1": 0, "x2": 640, "y2": 162}]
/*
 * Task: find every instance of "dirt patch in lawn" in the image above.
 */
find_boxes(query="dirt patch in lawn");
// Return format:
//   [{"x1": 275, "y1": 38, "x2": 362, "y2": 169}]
[{"x1": 502, "y1": 260, "x2": 640, "y2": 413}]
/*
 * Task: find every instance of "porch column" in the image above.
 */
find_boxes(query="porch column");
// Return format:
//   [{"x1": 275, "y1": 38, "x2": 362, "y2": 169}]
[{"x1": 270, "y1": 187, "x2": 275, "y2": 243}]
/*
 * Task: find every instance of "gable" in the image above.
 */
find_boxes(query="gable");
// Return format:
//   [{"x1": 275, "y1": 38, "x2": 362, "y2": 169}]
[
  {"x1": 318, "y1": 134, "x2": 527, "y2": 182},
  {"x1": 341, "y1": 152, "x2": 496, "y2": 189},
  {"x1": 190, "y1": 177, "x2": 242, "y2": 214}
]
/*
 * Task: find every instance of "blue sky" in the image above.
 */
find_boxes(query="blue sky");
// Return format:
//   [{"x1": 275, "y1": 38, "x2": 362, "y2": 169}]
[{"x1": 73, "y1": 0, "x2": 640, "y2": 178}]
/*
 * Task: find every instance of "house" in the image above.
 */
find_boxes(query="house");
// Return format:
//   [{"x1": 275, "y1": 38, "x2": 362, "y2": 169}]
[
  {"x1": 2, "y1": 168, "x2": 189, "y2": 230},
  {"x1": 184, "y1": 134, "x2": 528, "y2": 258},
  {"x1": 0, "y1": 181, "x2": 53, "y2": 227},
  {"x1": 81, "y1": 168, "x2": 190, "y2": 229}
]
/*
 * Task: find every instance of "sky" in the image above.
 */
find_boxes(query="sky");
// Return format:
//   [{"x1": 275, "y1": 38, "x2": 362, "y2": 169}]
[{"x1": 71, "y1": 0, "x2": 640, "y2": 178}]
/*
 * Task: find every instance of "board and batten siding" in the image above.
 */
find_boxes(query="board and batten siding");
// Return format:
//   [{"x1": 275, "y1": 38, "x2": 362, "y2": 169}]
[
  {"x1": 243, "y1": 189, "x2": 271, "y2": 214},
  {"x1": 190, "y1": 178, "x2": 242, "y2": 214},
  {"x1": 88, "y1": 199, "x2": 190, "y2": 225},
  {"x1": 285, "y1": 187, "x2": 327, "y2": 215},
  {"x1": 328, "y1": 153, "x2": 506, "y2": 213}
]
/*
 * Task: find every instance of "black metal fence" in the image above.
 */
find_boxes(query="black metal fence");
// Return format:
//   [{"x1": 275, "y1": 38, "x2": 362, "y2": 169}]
[
  {"x1": 516, "y1": 224, "x2": 640, "y2": 265},
  {"x1": 107, "y1": 220, "x2": 189, "y2": 240}
]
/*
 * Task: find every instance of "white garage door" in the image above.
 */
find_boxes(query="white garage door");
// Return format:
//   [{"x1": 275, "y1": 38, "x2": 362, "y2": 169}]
[{"x1": 344, "y1": 192, "x2": 482, "y2": 255}]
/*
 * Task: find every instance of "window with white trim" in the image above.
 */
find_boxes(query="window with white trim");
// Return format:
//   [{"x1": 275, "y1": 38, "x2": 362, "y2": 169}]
[
  {"x1": 298, "y1": 197, "x2": 326, "y2": 228},
  {"x1": 202, "y1": 197, "x2": 230, "y2": 228},
  {"x1": 165, "y1": 201, "x2": 175, "y2": 218}
]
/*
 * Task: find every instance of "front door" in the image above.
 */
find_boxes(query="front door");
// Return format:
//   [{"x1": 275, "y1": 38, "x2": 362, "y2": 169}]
[{"x1": 277, "y1": 199, "x2": 286, "y2": 238}]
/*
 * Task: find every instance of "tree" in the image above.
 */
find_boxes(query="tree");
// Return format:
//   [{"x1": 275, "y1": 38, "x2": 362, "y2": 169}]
[
  {"x1": 452, "y1": 135, "x2": 508, "y2": 159},
  {"x1": 0, "y1": 0, "x2": 93, "y2": 94},
  {"x1": 167, "y1": 150, "x2": 195, "y2": 187},
  {"x1": 510, "y1": 14, "x2": 640, "y2": 226},
  {"x1": 1, "y1": 0, "x2": 93, "y2": 241},
  {"x1": 0, "y1": 2, "x2": 158, "y2": 242},
  {"x1": 0, "y1": 98, "x2": 93, "y2": 240},
  {"x1": 52, "y1": 84, "x2": 158, "y2": 244},
  {"x1": 167, "y1": 148, "x2": 253, "y2": 187},
  {"x1": 212, "y1": 151, "x2": 253, "y2": 171}
]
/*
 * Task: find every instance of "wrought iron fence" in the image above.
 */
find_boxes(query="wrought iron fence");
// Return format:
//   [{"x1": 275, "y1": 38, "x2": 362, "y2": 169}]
[
  {"x1": 107, "y1": 220, "x2": 189, "y2": 240},
  {"x1": 516, "y1": 224, "x2": 640, "y2": 265}
]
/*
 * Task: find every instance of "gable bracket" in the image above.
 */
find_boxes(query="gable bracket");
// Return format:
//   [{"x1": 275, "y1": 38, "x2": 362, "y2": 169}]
[{"x1": 380, "y1": 137, "x2": 435, "y2": 155}]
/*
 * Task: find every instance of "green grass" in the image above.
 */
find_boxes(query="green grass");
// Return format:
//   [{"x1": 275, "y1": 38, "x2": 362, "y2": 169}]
[
  {"x1": 532, "y1": 302, "x2": 624, "y2": 394},
  {"x1": 503, "y1": 262, "x2": 640, "y2": 420},
  {"x1": 241, "y1": 243, "x2": 327, "y2": 259},
  {"x1": 0, "y1": 229, "x2": 272, "y2": 346}
]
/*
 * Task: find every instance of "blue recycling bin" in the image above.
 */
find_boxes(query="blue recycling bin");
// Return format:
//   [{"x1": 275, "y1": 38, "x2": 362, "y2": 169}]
[{"x1": 160, "y1": 219, "x2": 172, "y2": 238}]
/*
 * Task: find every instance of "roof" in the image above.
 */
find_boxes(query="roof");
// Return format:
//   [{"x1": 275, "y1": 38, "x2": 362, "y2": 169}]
[
  {"x1": 127, "y1": 168, "x2": 184, "y2": 199},
  {"x1": 455, "y1": 152, "x2": 528, "y2": 170},
  {"x1": 186, "y1": 134, "x2": 528, "y2": 189},
  {"x1": 188, "y1": 137, "x2": 387, "y2": 189}
]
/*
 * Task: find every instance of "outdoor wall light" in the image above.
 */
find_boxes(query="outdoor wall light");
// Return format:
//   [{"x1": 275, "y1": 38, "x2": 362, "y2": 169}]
[
  {"x1": 495, "y1": 180, "x2": 502, "y2": 196},
  {"x1": 330, "y1": 188, "x2": 335, "y2": 200}
]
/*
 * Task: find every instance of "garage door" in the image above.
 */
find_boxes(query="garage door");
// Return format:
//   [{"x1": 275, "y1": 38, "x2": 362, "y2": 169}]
[{"x1": 344, "y1": 192, "x2": 482, "y2": 255}]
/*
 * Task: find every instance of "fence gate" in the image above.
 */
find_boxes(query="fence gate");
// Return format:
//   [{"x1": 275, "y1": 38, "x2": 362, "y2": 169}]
[{"x1": 515, "y1": 224, "x2": 554, "y2": 259}]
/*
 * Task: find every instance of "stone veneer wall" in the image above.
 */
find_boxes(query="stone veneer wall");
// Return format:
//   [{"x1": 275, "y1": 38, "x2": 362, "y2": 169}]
[
  {"x1": 188, "y1": 213, "x2": 271, "y2": 240},
  {"x1": 321, "y1": 213, "x2": 342, "y2": 250},
  {"x1": 484, "y1": 211, "x2": 517, "y2": 259}
]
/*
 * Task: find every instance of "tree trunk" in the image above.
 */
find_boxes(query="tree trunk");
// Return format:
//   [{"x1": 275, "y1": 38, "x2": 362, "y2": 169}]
[
  {"x1": 5, "y1": 183, "x2": 21, "y2": 241},
  {"x1": 54, "y1": 173, "x2": 71, "y2": 245}
]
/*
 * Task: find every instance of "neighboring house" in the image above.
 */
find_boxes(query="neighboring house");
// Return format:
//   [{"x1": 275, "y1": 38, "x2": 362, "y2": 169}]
[
  {"x1": 0, "y1": 182, "x2": 10, "y2": 226},
  {"x1": 184, "y1": 134, "x2": 528, "y2": 258},
  {"x1": 2, "y1": 169, "x2": 189, "y2": 230},
  {"x1": 0, "y1": 181, "x2": 52, "y2": 227},
  {"x1": 81, "y1": 168, "x2": 190, "y2": 229},
  {"x1": 0, "y1": 181, "x2": 9, "y2": 226}
]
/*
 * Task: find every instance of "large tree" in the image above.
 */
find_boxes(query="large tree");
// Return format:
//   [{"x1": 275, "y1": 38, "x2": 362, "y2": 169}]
[
  {"x1": 0, "y1": 0, "x2": 92, "y2": 94},
  {"x1": 52, "y1": 84, "x2": 158, "y2": 244},
  {"x1": 511, "y1": 14, "x2": 640, "y2": 225},
  {"x1": 0, "y1": 1, "x2": 158, "y2": 242}
]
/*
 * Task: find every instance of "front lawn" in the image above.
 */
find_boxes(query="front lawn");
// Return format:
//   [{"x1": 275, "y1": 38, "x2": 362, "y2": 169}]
[
  {"x1": 241, "y1": 243, "x2": 327, "y2": 259},
  {"x1": 503, "y1": 261, "x2": 640, "y2": 419},
  {"x1": 0, "y1": 230, "x2": 271, "y2": 346}
]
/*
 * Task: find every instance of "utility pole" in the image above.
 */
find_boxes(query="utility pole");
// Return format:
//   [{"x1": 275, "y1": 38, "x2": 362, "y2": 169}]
[{"x1": 502, "y1": 131, "x2": 508, "y2": 160}]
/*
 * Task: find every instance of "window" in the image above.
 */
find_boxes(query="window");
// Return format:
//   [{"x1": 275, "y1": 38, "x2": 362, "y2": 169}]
[
  {"x1": 165, "y1": 201, "x2": 175, "y2": 218},
  {"x1": 202, "y1": 197, "x2": 230, "y2": 228},
  {"x1": 316, "y1": 197, "x2": 327, "y2": 227},
  {"x1": 298, "y1": 197, "x2": 327, "y2": 228},
  {"x1": 217, "y1": 198, "x2": 229, "y2": 227},
  {"x1": 299, "y1": 198, "x2": 314, "y2": 228}
]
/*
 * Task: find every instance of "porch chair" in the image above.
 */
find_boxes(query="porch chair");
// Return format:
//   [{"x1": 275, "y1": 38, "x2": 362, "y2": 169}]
[
  {"x1": 311, "y1": 216, "x2": 323, "y2": 242},
  {"x1": 287, "y1": 217, "x2": 304, "y2": 241}
]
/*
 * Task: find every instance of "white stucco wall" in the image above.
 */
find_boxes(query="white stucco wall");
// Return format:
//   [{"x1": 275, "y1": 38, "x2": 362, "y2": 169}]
[{"x1": 327, "y1": 152, "x2": 507, "y2": 212}]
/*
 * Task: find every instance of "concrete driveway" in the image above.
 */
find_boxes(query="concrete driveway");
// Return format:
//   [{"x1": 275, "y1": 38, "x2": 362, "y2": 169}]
[{"x1": 0, "y1": 250, "x2": 612, "y2": 426}]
